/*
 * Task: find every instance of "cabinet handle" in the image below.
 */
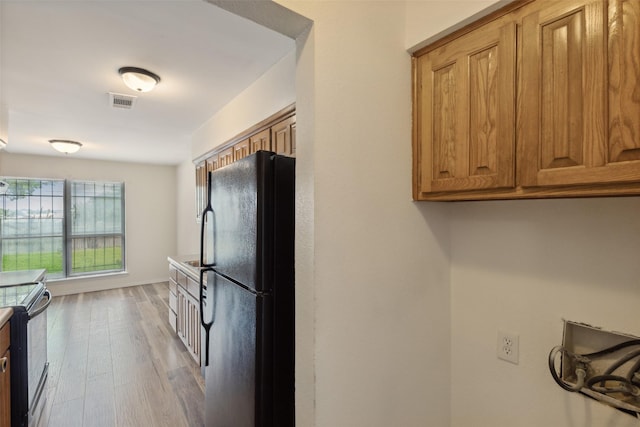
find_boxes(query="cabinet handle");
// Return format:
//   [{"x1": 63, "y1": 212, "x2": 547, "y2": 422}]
[{"x1": 0, "y1": 357, "x2": 7, "y2": 373}]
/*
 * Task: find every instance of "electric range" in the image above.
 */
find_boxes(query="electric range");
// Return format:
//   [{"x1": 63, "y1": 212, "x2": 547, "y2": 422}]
[{"x1": 0, "y1": 274, "x2": 51, "y2": 427}]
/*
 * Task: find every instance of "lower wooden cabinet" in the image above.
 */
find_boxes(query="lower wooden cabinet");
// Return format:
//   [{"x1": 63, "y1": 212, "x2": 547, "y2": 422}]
[{"x1": 0, "y1": 319, "x2": 10, "y2": 427}]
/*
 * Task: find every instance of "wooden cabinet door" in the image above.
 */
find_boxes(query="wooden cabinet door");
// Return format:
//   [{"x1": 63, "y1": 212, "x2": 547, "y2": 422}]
[
  {"x1": 234, "y1": 138, "x2": 250, "y2": 161},
  {"x1": 415, "y1": 18, "x2": 516, "y2": 195},
  {"x1": 271, "y1": 116, "x2": 296, "y2": 157},
  {"x1": 250, "y1": 129, "x2": 270, "y2": 153},
  {"x1": 518, "y1": 0, "x2": 632, "y2": 187},
  {"x1": 206, "y1": 156, "x2": 217, "y2": 173},
  {"x1": 195, "y1": 161, "x2": 206, "y2": 221},
  {"x1": 607, "y1": 0, "x2": 640, "y2": 179},
  {"x1": 218, "y1": 147, "x2": 234, "y2": 168}
]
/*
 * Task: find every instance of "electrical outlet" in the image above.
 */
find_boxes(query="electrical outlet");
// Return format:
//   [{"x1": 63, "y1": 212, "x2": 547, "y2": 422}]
[{"x1": 497, "y1": 331, "x2": 519, "y2": 364}]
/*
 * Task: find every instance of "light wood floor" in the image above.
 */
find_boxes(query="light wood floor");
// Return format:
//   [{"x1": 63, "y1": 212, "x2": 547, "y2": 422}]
[{"x1": 38, "y1": 282, "x2": 205, "y2": 427}]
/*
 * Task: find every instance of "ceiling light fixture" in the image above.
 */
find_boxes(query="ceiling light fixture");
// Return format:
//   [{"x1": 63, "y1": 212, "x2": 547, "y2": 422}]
[
  {"x1": 118, "y1": 66, "x2": 161, "y2": 92},
  {"x1": 49, "y1": 139, "x2": 82, "y2": 154},
  {"x1": 0, "y1": 139, "x2": 6, "y2": 150}
]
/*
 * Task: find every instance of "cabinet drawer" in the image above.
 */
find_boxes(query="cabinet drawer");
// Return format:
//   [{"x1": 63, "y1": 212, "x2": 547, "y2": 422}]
[
  {"x1": 187, "y1": 276, "x2": 200, "y2": 300},
  {"x1": 0, "y1": 321, "x2": 9, "y2": 354}
]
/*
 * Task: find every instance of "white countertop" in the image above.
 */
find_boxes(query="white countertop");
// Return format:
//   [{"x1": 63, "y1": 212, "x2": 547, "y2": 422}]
[
  {"x1": 0, "y1": 269, "x2": 46, "y2": 286},
  {"x1": 167, "y1": 255, "x2": 202, "y2": 280}
]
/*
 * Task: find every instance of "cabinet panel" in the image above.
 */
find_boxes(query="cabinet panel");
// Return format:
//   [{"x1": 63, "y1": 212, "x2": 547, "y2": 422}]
[
  {"x1": 195, "y1": 162, "x2": 206, "y2": 221},
  {"x1": 218, "y1": 147, "x2": 234, "y2": 168},
  {"x1": 169, "y1": 290, "x2": 177, "y2": 312},
  {"x1": 416, "y1": 18, "x2": 516, "y2": 194},
  {"x1": 272, "y1": 116, "x2": 296, "y2": 157},
  {"x1": 186, "y1": 276, "x2": 200, "y2": 300},
  {"x1": 519, "y1": 0, "x2": 616, "y2": 187},
  {"x1": 206, "y1": 156, "x2": 218, "y2": 173},
  {"x1": 250, "y1": 129, "x2": 271, "y2": 153},
  {"x1": 233, "y1": 138, "x2": 250, "y2": 161},
  {"x1": 608, "y1": 0, "x2": 640, "y2": 165},
  {"x1": 176, "y1": 270, "x2": 187, "y2": 288},
  {"x1": 177, "y1": 285, "x2": 200, "y2": 364},
  {"x1": 169, "y1": 309, "x2": 177, "y2": 333},
  {"x1": 290, "y1": 121, "x2": 297, "y2": 157},
  {"x1": 170, "y1": 263, "x2": 201, "y2": 365}
]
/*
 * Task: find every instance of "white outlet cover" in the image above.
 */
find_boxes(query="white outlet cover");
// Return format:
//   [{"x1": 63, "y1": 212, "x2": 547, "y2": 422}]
[{"x1": 497, "y1": 331, "x2": 519, "y2": 364}]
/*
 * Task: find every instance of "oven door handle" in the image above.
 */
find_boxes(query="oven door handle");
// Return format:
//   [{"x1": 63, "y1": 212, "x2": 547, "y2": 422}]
[{"x1": 28, "y1": 289, "x2": 51, "y2": 319}]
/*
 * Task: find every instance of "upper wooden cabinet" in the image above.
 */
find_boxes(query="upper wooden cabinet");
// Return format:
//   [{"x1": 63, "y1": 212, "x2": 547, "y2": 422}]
[
  {"x1": 233, "y1": 138, "x2": 251, "y2": 162},
  {"x1": 415, "y1": 17, "x2": 516, "y2": 193},
  {"x1": 195, "y1": 161, "x2": 206, "y2": 222},
  {"x1": 250, "y1": 129, "x2": 271, "y2": 154},
  {"x1": 271, "y1": 116, "x2": 297, "y2": 157},
  {"x1": 413, "y1": 0, "x2": 640, "y2": 200},
  {"x1": 520, "y1": 0, "x2": 607, "y2": 187},
  {"x1": 193, "y1": 105, "x2": 295, "y2": 221},
  {"x1": 218, "y1": 147, "x2": 234, "y2": 168}
]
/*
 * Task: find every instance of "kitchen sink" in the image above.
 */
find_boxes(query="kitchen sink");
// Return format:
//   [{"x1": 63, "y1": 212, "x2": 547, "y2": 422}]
[{"x1": 184, "y1": 260, "x2": 201, "y2": 268}]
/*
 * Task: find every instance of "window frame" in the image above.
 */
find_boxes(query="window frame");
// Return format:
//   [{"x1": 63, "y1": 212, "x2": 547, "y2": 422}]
[
  {"x1": 0, "y1": 176, "x2": 126, "y2": 279},
  {"x1": 65, "y1": 179, "x2": 126, "y2": 278}
]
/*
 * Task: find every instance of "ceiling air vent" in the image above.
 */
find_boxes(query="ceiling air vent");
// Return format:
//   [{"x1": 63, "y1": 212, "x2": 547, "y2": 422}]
[{"x1": 108, "y1": 92, "x2": 137, "y2": 109}]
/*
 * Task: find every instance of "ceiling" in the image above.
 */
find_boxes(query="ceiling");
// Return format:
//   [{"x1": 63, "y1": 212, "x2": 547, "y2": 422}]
[{"x1": 0, "y1": 0, "x2": 295, "y2": 165}]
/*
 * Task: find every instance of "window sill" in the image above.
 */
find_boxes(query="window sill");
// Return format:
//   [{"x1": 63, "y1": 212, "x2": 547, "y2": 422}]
[{"x1": 47, "y1": 270, "x2": 129, "y2": 283}]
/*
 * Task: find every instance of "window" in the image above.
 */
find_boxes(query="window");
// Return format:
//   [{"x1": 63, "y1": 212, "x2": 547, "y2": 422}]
[{"x1": 0, "y1": 177, "x2": 125, "y2": 279}]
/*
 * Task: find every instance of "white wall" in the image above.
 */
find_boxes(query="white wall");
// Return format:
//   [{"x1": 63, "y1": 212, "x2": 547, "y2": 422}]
[
  {"x1": 279, "y1": 2, "x2": 452, "y2": 426},
  {"x1": 175, "y1": 49, "x2": 298, "y2": 257},
  {"x1": 0, "y1": 153, "x2": 176, "y2": 296},
  {"x1": 191, "y1": 49, "x2": 296, "y2": 160},
  {"x1": 449, "y1": 198, "x2": 640, "y2": 427},
  {"x1": 405, "y1": 0, "x2": 498, "y2": 50}
]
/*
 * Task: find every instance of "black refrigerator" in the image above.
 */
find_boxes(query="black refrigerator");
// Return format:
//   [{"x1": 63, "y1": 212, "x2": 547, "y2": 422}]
[{"x1": 199, "y1": 150, "x2": 295, "y2": 427}]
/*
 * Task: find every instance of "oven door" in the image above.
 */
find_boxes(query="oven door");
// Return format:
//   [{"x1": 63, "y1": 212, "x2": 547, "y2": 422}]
[{"x1": 27, "y1": 289, "x2": 50, "y2": 426}]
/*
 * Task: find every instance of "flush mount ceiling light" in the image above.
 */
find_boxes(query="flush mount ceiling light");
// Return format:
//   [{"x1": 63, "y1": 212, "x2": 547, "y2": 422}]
[
  {"x1": 118, "y1": 66, "x2": 161, "y2": 92},
  {"x1": 49, "y1": 139, "x2": 82, "y2": 154}
]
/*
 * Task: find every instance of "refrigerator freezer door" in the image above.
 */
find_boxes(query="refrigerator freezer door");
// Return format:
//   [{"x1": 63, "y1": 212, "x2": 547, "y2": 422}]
[
  {"x1": 205, "y1": 272, "x2": 272, "y2": 427},
  {"x1": 210, "y1": 151, "x2": 274, "y2": 292}
]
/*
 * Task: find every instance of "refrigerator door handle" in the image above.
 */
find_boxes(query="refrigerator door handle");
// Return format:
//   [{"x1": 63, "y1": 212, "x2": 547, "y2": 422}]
[
  {"x1": 200, "y1": 266, "x2": 215, "y2": 366},
  {"x1": 200, "y1": 171, "x2": 215, "y2": 268}
]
